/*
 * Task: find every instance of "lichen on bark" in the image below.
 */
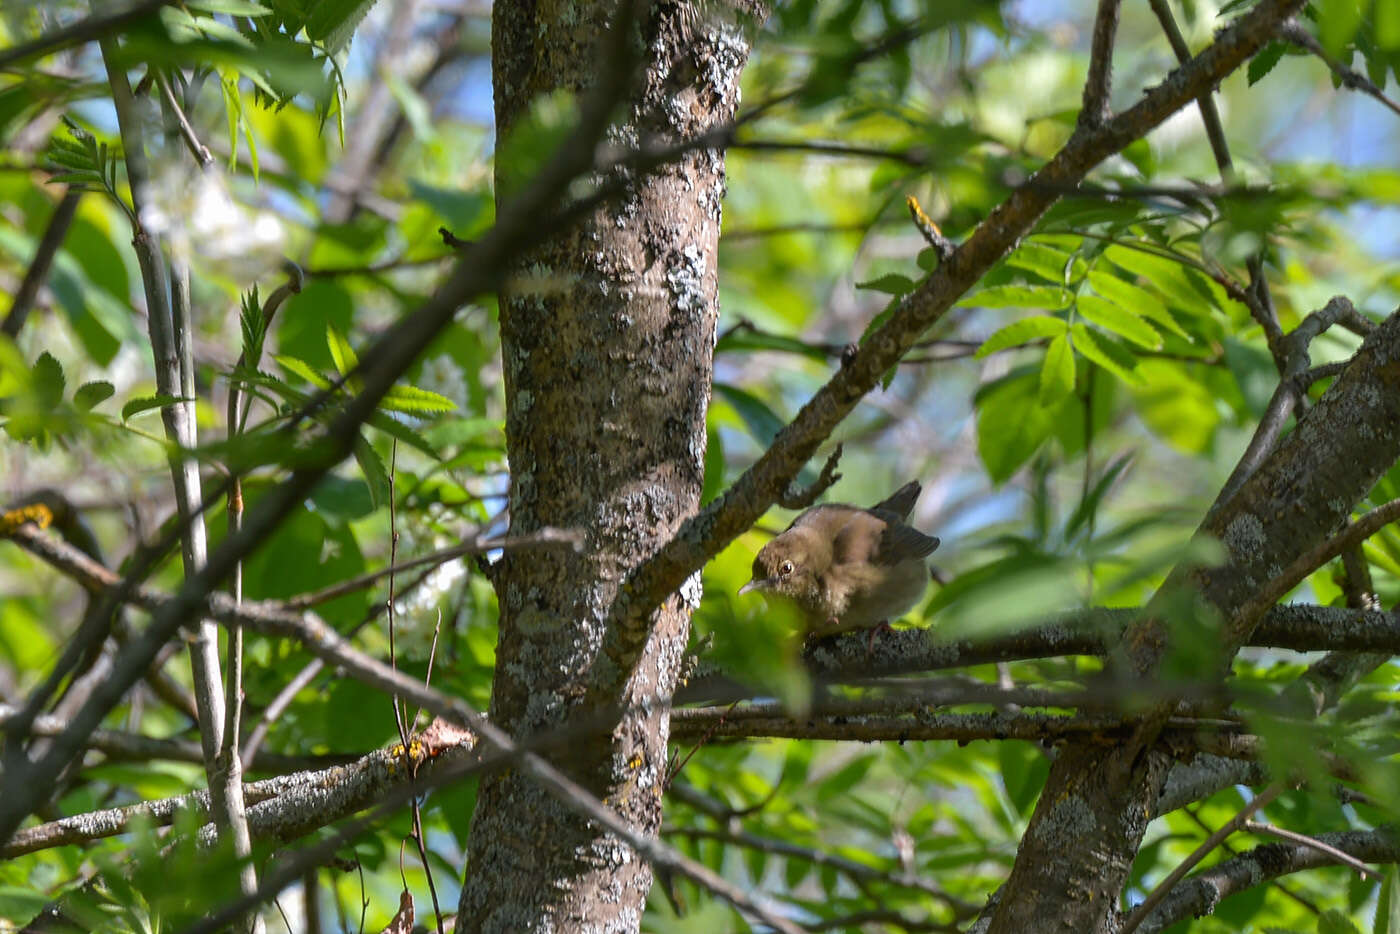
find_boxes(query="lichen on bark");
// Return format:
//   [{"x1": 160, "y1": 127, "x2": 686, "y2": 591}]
[{"x1": 455, "y1": 3, "x2": 752, "y2": 931}]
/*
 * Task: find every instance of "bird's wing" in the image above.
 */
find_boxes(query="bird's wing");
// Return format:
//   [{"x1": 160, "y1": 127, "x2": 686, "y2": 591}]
[
  {"x1": 872, "y1": 481, "x2": 921, "y2": 519},
  {"x1": 869, "y1": 509, "x2": 940, "y2": 564}
]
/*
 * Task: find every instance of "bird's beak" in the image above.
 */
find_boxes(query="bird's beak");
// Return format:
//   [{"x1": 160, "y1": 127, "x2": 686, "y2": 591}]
[{"x1": 738, "y1": 578, "x2": 771, "y2": 596}]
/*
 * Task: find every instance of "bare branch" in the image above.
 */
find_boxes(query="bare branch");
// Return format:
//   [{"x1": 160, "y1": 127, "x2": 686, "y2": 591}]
[
  {"x1": 0, "y1": 523, "x2": 804, "y2": 934},
  {"x1": 1121, "y1": 786, "x2": 1283, "y2": 933},
  {"x1": 0, "y1": 0, "x2": 172, "y2": 70},
  {"x1": 776, "y1": 444, "x2": 843, "y2": 510},
  {"x1": 1147, "y1": 0, "x2": 1233, "y2": 175},
  {"x1": 1279, "y1": 19, "x2": 1400, "y2": 120},
  {"x1": 1234, "y1": 498, "x2": 1400, "y2": 628},
  {"x1": 1134, "y1": 827, "x2": 1400, "y2": 933},
  {"x1": 283, "y1": 527, "x2": 582, "y2": 610},
  {"x1": 155, "y1": 71, "x2": 212, "y2": 168},
  {"x1": 1242, "y1": 820, "x2": 1380, "y2": 881},
  {"x1": 1079, "y1": 0, "x2": 1122, "y2": 129},
  {"x1": 603, "y1": 0, "x2": 1312, "y2": 702},
  {"x1": 0, "y1": 188, "x2": 81, "y2": 339}
]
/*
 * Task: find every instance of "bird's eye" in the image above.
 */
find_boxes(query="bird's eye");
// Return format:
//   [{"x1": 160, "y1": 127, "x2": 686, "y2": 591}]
[{"x1": 779, "y1": 560, "x2": 794, "y2": 576}]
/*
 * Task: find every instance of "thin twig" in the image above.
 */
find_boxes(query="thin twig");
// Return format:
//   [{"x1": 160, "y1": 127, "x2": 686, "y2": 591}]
[
  {"x1": 283, "y1": 527, "x2": 581, "y2": 609},
  {"x1": 1120, "y1": 785, "x2": 1284, "y2": 934},
  {"x1": 1278, "y1": 19, "x2": 1400, "y2": 120},
  {"x1": 155, "y1": 70, "x2": 212, "y2": 167},
  {"x1": 241, "y1": 563, "x2": 439, "y2": 769},
  {"x1": 2, "y1": 524, "x2": 805, "y2": 934},
  {"x1": 1242, "y1": 820, "x2": 1380, "y2": 880},
  {"x1": 729, "y1": 138, "x2": 929, "y2": 165},
  {"x1": 1234, "y1": 498, "x2": 1400, "y2": 627},
  {"x1": 1147, "y1": 0, "x2": 1234, "y2": 175},
  {"x1": 1079, "y1": 0, "x2": 1122, "y2": 129},
  {"x1": 0, "y1": 0, "x2": 173, "y2": 70},
  {"x1": 1, "y1": 188, "x2": 81, "y2": 338}
]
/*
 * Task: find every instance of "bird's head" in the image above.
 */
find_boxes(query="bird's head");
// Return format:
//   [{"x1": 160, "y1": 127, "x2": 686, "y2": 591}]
[{"x1": 739, "y1": 531, "x2": 824, "y2": 605}]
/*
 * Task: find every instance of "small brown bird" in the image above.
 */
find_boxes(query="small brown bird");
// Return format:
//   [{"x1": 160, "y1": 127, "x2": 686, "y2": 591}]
[{"x1": 739, "y1": 482, "x2": 940, "y2": 639}]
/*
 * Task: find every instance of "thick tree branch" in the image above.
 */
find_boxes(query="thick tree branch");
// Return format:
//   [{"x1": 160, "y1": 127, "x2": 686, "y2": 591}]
[
  {"x1": 992, "y1": 309, "x2": 1400, "y2": 929},
  {"x1": 1234, "y1": 498, "x2": 1400, "y2": 628},
  {"x1": 1121, "y1": 785, "x2": 1283, "y2": 933},
  {"x1": 1136, "y1": 827, "x2": 1400, "y2": 933},
  {"x1": 0, "y1": 0, "x2": 649, "y2": 845},
  {"x1": 0, "y1": 523, "x2": 802, "y2": 934},
  {"x1": 670, "y1": 706, "x2": 1242, "y2": 746},
  {"x1": 606, "y1": 0, "x2": 1312, "y2": 697}
]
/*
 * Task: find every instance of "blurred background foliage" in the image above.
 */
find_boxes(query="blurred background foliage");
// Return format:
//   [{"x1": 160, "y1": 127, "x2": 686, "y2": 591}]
[{"x1": 2, "y1": 0, "x2": 1400, "y2": 931}]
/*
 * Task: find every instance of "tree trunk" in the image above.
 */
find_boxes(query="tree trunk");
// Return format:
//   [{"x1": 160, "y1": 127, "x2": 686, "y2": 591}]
[
  {"x1": 455, "y1": 3, "x2": 750, "y2": 930},
  {"x1": 989, "y1": 311, "x2": 1400, "y2": 930}
]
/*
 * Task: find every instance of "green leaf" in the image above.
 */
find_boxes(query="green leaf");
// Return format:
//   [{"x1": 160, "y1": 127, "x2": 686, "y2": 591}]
[
  {"x1": 308, "y1": 473, "x2": 374, "y2": 521},
  {"x1": 1065, "y1": 453, "x2": 1134, "y2": 539},
  {"x1": 1128, "y1": 359, "x2": 1221, "y2": 454},
  {"x1": 1004, "y1": 241, "x2": 1086, "y2": 285},
  {"x1": 1075, "y1": 293, "x2": 1161, "y2": 349},
  {"x1": 362, "y1": 410, "x2": 438, "y2": 457},
  {"x1": 379, "y1": 384, "x2": 456, "y2": 415},
  {"x1": 1086, "y1": 268, "x2": 1186, "y2": 338},
  {"x1": 975, "y1": 368, "x2": 1067, "y2": 484},
  {"x1": 714, "y1": 383, "x2": 785, "y2": 446},
  {"x1": 715, "y1": 328, "x2": 830, "y2": 361},
  {"x1": 1380, "y1": 0, "x2": 1400, "y2": 48},
  {"x1": 240, "y1": 286, "x2": 266, "y2": 365},
  {"x1": 701, "y1": 428, "x2": 724, "y2": 506},
  {"x1": 1038, "y1": 333, "x2": 1075, "y2": 406},
  {"x1": 1318, "y1": 0, "x2": 1363, "y2": 58},
  {"x1": 275, "y1": 355, "x2": 335, "y2": 390},
  {"x1": 1248, "y1": 40, "x2": 1288, "y2": 85},
  {"x1": 304, "y1": 0, "x2": 381, "y2": 53},
  {"x1": 187, "y1": 0, "x2": 271, "y2": 14},
  {"x1": 73, "y1": 381, "x2": 115, "y2": 412},
  {"x1": 958, "y1": 285, "x2": 1072, "y2": 310},
  {"x1": 32, "y1": 353, "x2": 64, "y2": 409},
  {"x1": 121, "y1": 394, "x2": 186, "y2": 422},
  {"x1": 1316, "y1": 908, "x2": 1361, "y2": 934},
  {"x1": 998, "y1": 741, "x2": 1049, "y2": 816},
  {"x1": 1378, "y1": 866, "x2": 1400, "y2": 934},
  {"x1": 352, "y1": 434, "x2": 390, "y2": 510},
  {"x1": 385, "y1": 72, "x2": 435, "y2": 143},
  {"x1": 976, "y1": 315, "x2": 1066, "y2": 358},
  {"x1": 854, "y1": 273, "x2": 915, "y2": 295},
  {"x1": 325, "y1": 323, "x2": 359, "y2": 378},
  {"x1": 1103, "y1": 245, "x2": 1214, "y2": 316},
  {"x1": 407, "y1": 182, "x2": 494, "y2": 237},
  {"x1": 1070, "y1": 324, "x2": 1142, "y2": 385}
]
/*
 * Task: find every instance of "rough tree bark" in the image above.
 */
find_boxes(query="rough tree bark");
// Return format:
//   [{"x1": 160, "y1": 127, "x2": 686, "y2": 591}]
[
  {"x1": 455, "y1": 2, "x2": 751, "y2": 930},
  {"x1": 988, "y1": 319, "x2": 1400, "y2": 928}
]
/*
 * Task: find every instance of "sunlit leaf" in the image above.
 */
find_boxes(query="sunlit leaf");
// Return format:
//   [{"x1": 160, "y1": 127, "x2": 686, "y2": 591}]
[{"x1": 975, "y1": 315, "x2": 1066, "y2": 358}]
